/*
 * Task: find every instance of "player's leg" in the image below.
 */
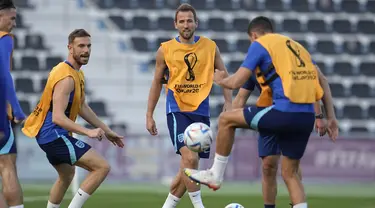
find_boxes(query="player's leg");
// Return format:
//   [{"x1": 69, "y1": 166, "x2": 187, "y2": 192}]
[
  {"x1": 258, "y1": 132, "x2": 281, "y2": 208},
  {"x1": 163, "y1": 112, "x2": 205, "y2": 208},
  {"x1": 0, "y1": 126, "x2": 23, "y2": 208},
  {"x1": 162, "y1": 158, "x2": 187, "y2": 208},
  {"x1": 279, "y1": 132, "x2": 311, "y2": 208},
  {"x1": 273, "y1": 112, "x2": 314, "y2": 208},
  {"x1": 184, "y1": 108, "x2": 250, "y2": 190},
  {"x1": 162, "y1": 113, "x2": 187, "y2": 208},
  {"x1": 0, "y1": 193, "x2": 7, "y2": 208},
  {"x1": 47, "y1": 164, "x2": 75, "y2": 207},
  {"x1": 69, "y1": 139, "x2": 110, "y2": 208}
]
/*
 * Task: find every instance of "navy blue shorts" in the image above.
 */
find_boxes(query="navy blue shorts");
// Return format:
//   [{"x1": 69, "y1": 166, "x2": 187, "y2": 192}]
[
  {"x1": 244, "y1": 106, "x2": 315, "y2": 160},
  {"x1": 258, "y1": 132, "x2": 280, "y2": 158},
  {"x1": 39, "y1": 135, "x2": 91, "y2": 166},
  {"x1": 167, "y1": 112, "x2": 210, "y2": 159},
  {"x1": 0, "y1": 122, "x2": 17, "y2": 155}
]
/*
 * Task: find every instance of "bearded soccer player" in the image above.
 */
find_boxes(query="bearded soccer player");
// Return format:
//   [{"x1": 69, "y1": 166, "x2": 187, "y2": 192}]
[
  {"x1": 0, "y1": 0, "x2": 26, "y2": 207},
  {"x1": 184, "y1": 16, "x2": 339, "y2": 208},
  {"x1": 22, "y1": 29, "x2": 124, "y2": 208},
  {"x1": 146, "y1": 3, "x2": 232, "y2": 208}
]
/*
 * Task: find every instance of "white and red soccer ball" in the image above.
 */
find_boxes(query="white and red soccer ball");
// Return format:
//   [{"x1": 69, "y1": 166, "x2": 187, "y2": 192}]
[{"x1": 183, "y1": 122, "x2": 213, "y2": 152}]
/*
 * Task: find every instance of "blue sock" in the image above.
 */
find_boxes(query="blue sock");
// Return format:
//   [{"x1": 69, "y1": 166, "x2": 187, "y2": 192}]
[{"x1": 265, "y1": 205, "x2": 275, "y2": 208}]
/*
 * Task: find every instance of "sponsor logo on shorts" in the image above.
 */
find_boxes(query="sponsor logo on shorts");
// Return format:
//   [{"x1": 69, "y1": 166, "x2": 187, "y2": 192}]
[
  {"x1": 178, "y1": 133, "x2": 184, "y2": 143},
  {"x1": 75, "y1": 140, "x2": 85, "y2": 148},
  {"x1": 248, "y1": 107, "x2": 252, "y2": 112}
]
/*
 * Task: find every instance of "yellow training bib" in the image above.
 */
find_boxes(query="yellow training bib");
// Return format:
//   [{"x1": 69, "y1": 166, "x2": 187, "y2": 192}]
[
  {"x1": 161, "y1": 36, "x2": 216, "y2": 112},
  {"x1": 256, "y1": 34, "x2": 323, "y2": 103},
  {"x1": 22, "y1": 62, "x2": 85, "y2": 138}
]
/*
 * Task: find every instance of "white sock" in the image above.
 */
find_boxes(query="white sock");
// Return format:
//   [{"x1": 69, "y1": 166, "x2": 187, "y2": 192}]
[
  {"x1": 188, "y1": 190, "x2": 204, "y2": 208},
  {"x1": 68, "y1": 188, "x2": 91, "y2": 208},
  {"x1": 162, "y1": 193, "x2": 180, "y2": 208},
  {"x1": 210, "y1": 153, "x2": 229, "y2": 182},
  {"x1": 293, "y1": 202, "x2": 308, "y2": 208},
  {"x1": 47, "y1": 201, "x2": 60, "y2": 208},
  {"x1": 9, "y1": 205, "x2": 24, "y2": 208}
]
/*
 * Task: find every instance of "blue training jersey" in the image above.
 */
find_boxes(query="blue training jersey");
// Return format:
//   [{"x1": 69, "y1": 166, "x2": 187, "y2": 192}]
[
  {"x1": 165, "y1": 36, "x2": 210, "y2": 117},
  {"x1": 241, "y1": 75, "x2": 261, "y2": 92},
  {"x1": 241, "y1": 41, "x2": 314, "y2": 113},
  {"x1": 36, "y1": 61, "x2": 76, "y2": 144},
  {"x1": 0, "y1": 35, "x2": 25, "y2": 136}
]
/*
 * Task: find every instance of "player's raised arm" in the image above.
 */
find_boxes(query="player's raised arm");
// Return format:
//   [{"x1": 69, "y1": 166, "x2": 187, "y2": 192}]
[
  {"x1": 214, "y1": 46, "x2": 232, "y2": 111},
  {"x1": 146, "y1": 46, "x2": 167, "y2": 135},
  {"x1": 52, "y1": 77, "x2": 96, "y2": 137}
]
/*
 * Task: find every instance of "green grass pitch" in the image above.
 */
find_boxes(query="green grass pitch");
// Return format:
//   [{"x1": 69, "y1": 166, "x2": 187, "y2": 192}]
[{"x1": 22, "y1": 183, "x2": 375, "y2": 208}]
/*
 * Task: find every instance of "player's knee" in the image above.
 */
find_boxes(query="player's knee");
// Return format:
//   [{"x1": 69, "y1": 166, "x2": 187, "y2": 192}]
[
  {"x1": 97, "y1": 160, "x2": 111, "y2": 176},
  {"x1": 58, "y1": 168, "x2": 75, "y2": 183},
  {"x1": 262, "y1": 159, "x2": 278, "y2": 177},
  {"x1": 218, "y1": 112, "x2": 233, "y2": 128},
  {"x1": 281, "y1": 164, "x2": 298, "y2": 180},
  {"x1": 181, "y1": 152, "x2": 199, "y2": 168}
]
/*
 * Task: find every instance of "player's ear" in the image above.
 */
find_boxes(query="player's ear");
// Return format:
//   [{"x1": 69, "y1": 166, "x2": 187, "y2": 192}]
[
  {"x1": 195, "y1": 19, "x2": 198, "y2": 29},
  {"x1": 174, "y1": 21, "x2": 178, "y2": 30},
  {"x1": 67, "y1": 43, "x2": 73, "y2": 53}
]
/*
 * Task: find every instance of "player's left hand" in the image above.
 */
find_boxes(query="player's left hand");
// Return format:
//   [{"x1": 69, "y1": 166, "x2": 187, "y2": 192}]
[
  {"x1": 105, "y1": 130, "x2": 125, "y2": 148},
  {"x1": 315, "y1": 118, "x2": 327, "y2": 137},
  {"x1": 223, "y1": 101, "x2": 232, "y2": 112},
  {"x1": 213, "y1": 69, "x2": 226, "y2": 86},
  {"x1": 327, "y1": 118, "x2": 339, "y2": 142}
]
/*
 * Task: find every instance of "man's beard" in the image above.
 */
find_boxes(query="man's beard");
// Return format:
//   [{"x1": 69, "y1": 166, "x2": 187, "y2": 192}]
[
  {"x1": 180, "y1": 29, "x2": 195, "y2": 40},
  {"x1": 73, "y1": 54, "x2": 89, "y2": 66}
]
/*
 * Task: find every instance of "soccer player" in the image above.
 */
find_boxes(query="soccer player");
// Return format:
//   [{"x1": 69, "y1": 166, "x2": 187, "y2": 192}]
[
  {"x1": 184, "y1": 16, "x2": 339, "y2": 208},
  {"x1": 22, "y1": 29, "x2": 124, "y2": 208},
  {"x1": 146, "y1": 3, "x2": 232, "y2": 208},
  {"x1": 0, "y1": 1, "x2": 26, "y2": 207},
  {"x1": 232, "y1": 76, "x2": 327, "y2": 208}
]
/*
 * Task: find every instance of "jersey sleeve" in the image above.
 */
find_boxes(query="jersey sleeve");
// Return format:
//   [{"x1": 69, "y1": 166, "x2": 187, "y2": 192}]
[
  {"x1": 241, "y1": 76, "x2": 256, "y2": 91},
  {"x1": 0, "y1": 36, "x2": 25, "y2": 120},
  {"x1": 240, "y1": 41, "x2": 267, "y2": 72}
]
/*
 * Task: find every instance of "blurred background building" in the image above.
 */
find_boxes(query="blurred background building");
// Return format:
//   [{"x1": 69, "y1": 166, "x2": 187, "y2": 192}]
[{"x1": 8, "y1": 0, "x2": 375, "y2": 206}]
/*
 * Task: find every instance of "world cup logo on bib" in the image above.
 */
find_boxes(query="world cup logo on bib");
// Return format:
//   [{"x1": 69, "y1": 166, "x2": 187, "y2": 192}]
[{"x1": 184, "y1": 52, "x2": 198, "y2": 81}]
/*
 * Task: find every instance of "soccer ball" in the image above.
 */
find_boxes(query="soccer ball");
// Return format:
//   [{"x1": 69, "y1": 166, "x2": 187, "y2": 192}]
[
  {"x1": 183, "y1": 122, "x2": 213, "y2": 152},
  {"x1": 225, "y1": 203, "x2": 245, "y2": 208}
]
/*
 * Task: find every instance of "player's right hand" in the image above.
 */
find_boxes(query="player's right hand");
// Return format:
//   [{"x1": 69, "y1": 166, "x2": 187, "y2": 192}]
[
  {"x1": 326, "y1": 118, "x2": 339, "y2": 142},
  {"x1": 87, "y1": 128, "x2": 105, "y2": 140},
  {"x1": 13, "y1": 111, "x2": 26, "y2": 124},
  {"x1": 146, "y1": 116, "x2": 158, "y2": 136}
]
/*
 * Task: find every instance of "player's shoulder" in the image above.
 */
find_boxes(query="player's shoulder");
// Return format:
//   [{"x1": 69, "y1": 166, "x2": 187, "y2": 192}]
[
  {"x1": 49, "y1": 62, "x2": 74, "y2": 77},
  {"x1": 0, "y1": 32, "x2": 13, "y2": 39},
  {"x1": 0, "y1": 33, "x2": 13, "y2": 45},
  {"x1": 198, "y1": 36, "x2": 216, "y2": 45},
  {"x1": 160, "y1": 38, "x2": 176, "y2": 46}
]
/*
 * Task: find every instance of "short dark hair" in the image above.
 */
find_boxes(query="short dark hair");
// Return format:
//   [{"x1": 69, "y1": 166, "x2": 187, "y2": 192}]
[
  {"x1": 175, "y1": 3, "x2": 197, "y2": 22},
  {"x1": 0, "y1": 0, "x2": 16, "y2": 10},
  {"x1": 247, "y1": 16, "x2": 274, "y2": 34},
  {"x1": 68, "y1": 29, "x2": 91, "y2": 43}
]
